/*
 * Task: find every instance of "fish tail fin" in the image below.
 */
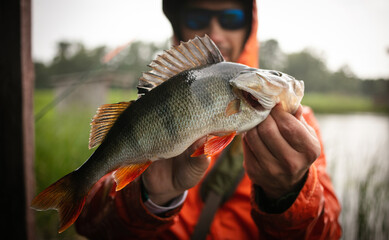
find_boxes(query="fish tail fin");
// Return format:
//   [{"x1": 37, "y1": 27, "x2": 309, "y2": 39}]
[{"x1": 31, "y1": 171, "x2": 86, "y2": 233}]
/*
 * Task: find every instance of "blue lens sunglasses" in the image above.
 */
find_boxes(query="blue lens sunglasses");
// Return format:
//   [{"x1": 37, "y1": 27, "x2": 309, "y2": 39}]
[{"x1": 182, "y1": 8, "x2": 247, "y2": 30}]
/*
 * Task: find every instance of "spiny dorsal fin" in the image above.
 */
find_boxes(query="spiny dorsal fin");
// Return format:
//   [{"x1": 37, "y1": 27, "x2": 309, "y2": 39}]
[
  {"x1": 89, "y1": 101, "x2": 133, "y2": 149},
  {"x1": 137, "y1": 35, "x2": 224, "y2": 96}
]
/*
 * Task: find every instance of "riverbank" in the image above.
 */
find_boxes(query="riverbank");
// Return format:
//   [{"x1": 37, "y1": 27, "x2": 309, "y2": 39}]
[{"x1": 302, "y1": 93, "x2": 388, "y2": 114}]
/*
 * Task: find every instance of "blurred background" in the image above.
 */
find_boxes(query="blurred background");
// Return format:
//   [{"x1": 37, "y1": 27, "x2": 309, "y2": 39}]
[{"x1": 32, "y1": 0, "x2": 389, "y2": 239}]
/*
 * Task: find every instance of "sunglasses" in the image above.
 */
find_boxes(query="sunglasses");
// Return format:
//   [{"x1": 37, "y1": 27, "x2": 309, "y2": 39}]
[{"x1": 182, "y1": 8, "x2": 247, "y2": 30}]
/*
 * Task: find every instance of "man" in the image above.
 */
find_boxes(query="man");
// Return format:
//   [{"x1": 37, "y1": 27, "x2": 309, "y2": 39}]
[{"x1": 76, "y1": 0, "x2": 342, "y2": 239}]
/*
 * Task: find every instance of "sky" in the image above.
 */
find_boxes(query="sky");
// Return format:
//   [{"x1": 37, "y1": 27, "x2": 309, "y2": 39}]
[{"x1": 33, "y1": 0, "x2": 389, "y2": 79}]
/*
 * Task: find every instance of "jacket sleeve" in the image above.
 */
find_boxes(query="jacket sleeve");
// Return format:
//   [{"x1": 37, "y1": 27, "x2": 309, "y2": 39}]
[
  {"x1": 75, "y1": 174, "x2": 181, "y2": 239},
  {"x1": 250, "y1": 107, "x2": 342, "y2": 239}
]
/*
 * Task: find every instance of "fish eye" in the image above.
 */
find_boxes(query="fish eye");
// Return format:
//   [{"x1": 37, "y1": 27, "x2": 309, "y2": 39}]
[{"x1": 269, "y1": 70, "x2": 282, "y2": 77}]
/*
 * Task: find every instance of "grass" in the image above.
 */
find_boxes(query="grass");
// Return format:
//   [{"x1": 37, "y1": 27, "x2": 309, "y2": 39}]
[
  {"x1": 34, "y1": 90, "x2": 91, "y2": 239},
  {"x1": 107, "y1": 88, "x2": 137, "y2": 103},
  {"x1": 302, "y1": 93, "x2": 388, "y2": 114},
  {"x1": 33, "y1": 89, "x2": 136, "y2": 239},
  {"x1": 342, "y1": 164, "x2": 389, "y2": 239},
  {"x1": 33, "y1": 89, "x2": 137, "y2": 185}
]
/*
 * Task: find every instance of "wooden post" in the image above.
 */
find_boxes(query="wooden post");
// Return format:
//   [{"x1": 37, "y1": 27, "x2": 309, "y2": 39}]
[{"x1": 0, "y1": 0, "x2": 35, "y2": 239}]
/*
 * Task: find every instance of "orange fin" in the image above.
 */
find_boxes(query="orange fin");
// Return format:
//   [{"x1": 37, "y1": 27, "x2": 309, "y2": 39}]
[
  {"x1": 204, "y1": 132, "x2": 237, "y2": 157},
  {"x1": 31, "y1": 172, "x2": 86, "y2": 233},
  {"x1": 89, "y1": 101, "x2": 133, "y2": 149},
  {"x1": 191, "y1": 132, "x2": 237, "y2": 159},
  {"x1": 191, "y1": 145, "x2": 205, "y2": 157},
  {"x1": 226, "y1": 98, "x2": 241, "y2": 116},
  {"x1": 113, "y1": 161, "x2": 152, "y2": 191}
]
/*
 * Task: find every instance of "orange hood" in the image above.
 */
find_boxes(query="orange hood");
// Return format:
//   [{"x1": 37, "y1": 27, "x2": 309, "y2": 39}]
[{"x1": 237, "y1": 0, "x2": 259, "y2": 68}]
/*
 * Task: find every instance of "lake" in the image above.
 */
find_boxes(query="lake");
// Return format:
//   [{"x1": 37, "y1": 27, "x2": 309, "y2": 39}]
[{"x1": 316, "y1": 113, "x2": 389, "y2": 240}]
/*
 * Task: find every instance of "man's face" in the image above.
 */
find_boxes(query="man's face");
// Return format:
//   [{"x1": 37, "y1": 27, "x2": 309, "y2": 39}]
[{"x1": 180, "y1": 1, "x2": 248, "y2": 62}]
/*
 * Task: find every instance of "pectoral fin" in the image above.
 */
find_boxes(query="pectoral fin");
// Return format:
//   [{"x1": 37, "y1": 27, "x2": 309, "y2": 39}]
[
  {"x1": 226, "y1": 98, "x2": 241, "y2": 116},
  {"x1": 113, "y1": 161, "x2": 152, "y2": 191},
  {"x1": 191, "y1": 145, "x2": 205, "y2": 157},
  {"x1": 191, "y1": 132, "x2": 237, "y2": 159}
]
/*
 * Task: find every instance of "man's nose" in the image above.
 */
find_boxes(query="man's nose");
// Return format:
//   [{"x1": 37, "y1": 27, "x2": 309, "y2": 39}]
[{"x1": 207, "y1": 17, "x2": 225, "y2": 44}]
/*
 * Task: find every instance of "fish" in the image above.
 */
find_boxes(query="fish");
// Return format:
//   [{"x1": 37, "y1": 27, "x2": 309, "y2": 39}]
[{"x1": 31, "y1": 35, "x2": 304, "y2": 233}]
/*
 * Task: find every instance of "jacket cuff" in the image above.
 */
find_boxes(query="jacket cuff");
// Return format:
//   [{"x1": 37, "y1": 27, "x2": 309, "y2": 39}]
[
  {"x1": 254, "y1": 172, "x2": 307, "y2": 214},
  {"x1": 144, "y1": 190, "x2": 188, "y2": 215},
  {"x1": 115, "y1": 179, "x2": 183, "y2": 232},
  {"x1": 251, "y1": 164, "x2": 324, "y2": 229}
]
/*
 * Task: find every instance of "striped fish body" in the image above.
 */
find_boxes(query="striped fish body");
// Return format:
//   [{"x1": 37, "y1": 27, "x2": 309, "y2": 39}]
[{"x1": 31, "y1": 35, "x2": 304, "y2": 233}]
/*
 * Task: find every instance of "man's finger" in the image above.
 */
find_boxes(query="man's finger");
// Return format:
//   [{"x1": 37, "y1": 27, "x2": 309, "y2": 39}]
[
  {"x1": 271, "y1": 106, "x2": 320, "y2": 161},
  {"x1": 243, "y1": 127, "x2": 274, "y2": 164},
  {"x1": 256, "y1": 114, "x2": 297, "y2": 162},
  {"x1": 243, "y1": 132, "x2": 286, "y2": 180},
  {"x1": 293, "y1": 104, "x2": 303, "y2": 120}
]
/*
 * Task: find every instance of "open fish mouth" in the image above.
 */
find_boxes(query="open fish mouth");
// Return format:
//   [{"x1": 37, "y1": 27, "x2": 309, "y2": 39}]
[
  {"x1": 240, "y1": 90, "x2": 266, "y2": 111},
  {"x1": 231, "y1": 83, "x2": 273, "y2": 112}
]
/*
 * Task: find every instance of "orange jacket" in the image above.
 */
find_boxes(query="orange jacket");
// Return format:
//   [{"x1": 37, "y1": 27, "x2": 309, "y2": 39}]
[{"x1": 76, "y1": 1, "x2": 341, "y2": 239}]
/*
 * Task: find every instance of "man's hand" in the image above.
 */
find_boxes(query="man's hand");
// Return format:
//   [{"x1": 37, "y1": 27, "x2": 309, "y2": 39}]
[
  {"x1": 142, "y1": 138, "x2": 210, "y2": 206},
  {"x1": 243, "y1": 104, "x2": 321, "y2": 200}
]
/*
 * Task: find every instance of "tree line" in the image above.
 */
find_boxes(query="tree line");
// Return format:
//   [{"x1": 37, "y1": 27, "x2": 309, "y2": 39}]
[
  {"x1": 259, "y1": 40, "x2": 388, "y2": 103},
  {"x1": 35, "y1": 39, "x2": 388, "y2": 105}
]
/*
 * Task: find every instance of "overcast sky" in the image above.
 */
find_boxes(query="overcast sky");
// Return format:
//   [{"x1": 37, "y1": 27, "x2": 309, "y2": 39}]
[{"x1": 33, "y1": 0, "x2": 389, "y2": 79}]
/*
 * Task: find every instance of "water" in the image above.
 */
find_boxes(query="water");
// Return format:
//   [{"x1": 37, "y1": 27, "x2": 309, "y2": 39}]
[{"x1": 316, "y1": 113, "x2": 389, "y2": 240}]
